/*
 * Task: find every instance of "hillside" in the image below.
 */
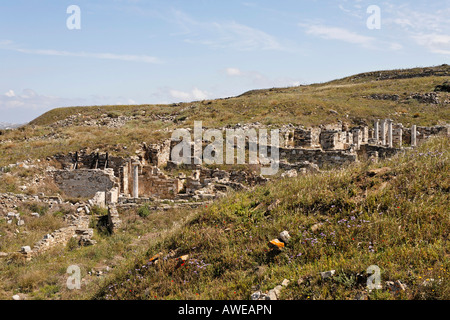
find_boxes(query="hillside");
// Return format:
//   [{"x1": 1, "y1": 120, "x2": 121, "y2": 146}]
[
  {"x1": 0, "y1": 65, "x2": 449, "y2": 301},
  {"x1": 0, "y1": 65, "x2": 449, "y2": 169},
  {"x1": 90, "y1": 136, "x2": 449, "y2": 300}
]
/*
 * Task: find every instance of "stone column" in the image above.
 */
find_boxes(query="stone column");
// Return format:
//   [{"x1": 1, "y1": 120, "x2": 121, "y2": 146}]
[
  {"x1": 122, "y1": 163, "x2": 129, "y2": 196},
  {"x1": 374, "y1": 119, "x2": 379, "y2": 143},
  {"x1": 132, "y1": 162, "x2": 139, "y2": 198},
  {"x1": 381, "y1": 120, "x2": 386, "y2": 146},
  {"x1": 397, "y1": 126, "x2": 403, "y2": 148},
  {"x1": 353, "y1": 129, "x2": 361, "y2": 150},
  {"x1": 411, "y1": 125, "x2": 417, "y2": 147},
  {"x1": 387, "y1": 119, "x2": 393, "y2": 148}
]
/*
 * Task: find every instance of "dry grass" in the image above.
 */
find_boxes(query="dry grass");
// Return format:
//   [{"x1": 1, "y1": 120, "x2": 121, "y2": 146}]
[{"x1": 91, "y1": 137, "x2": 449, "y2": 300}]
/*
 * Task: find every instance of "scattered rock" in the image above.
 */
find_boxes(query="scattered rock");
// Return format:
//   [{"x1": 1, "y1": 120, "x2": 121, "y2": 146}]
[
  {"x1": 311, "y1": 223, "x2": 323, "y2": 232},
  {"x1": 367, "y1": 167, "x2": 392, "y2": 177},
  {"x1": 279, "y1": 231, "x2": 291, "y2": 244},
  {"x1": 320, "y1": 270, "x2": 336, "y2": 279},
  {"x1": 281, "y1": 169, "x2": 297, "y2": 178},
  {"x1": 12, "y1": 295, "x2": 21, "y2": 300},
  {"x1": 20, "y1": 246, "x2": 31, "y2": 253},
  {"x1": 267, "y1": 289, "x2": 278, "y2": 300},
  {"x1": 329, "y1": 109, "x2": 339, "y2": 115},
  {"x1": 7, "y1": 212, "x2": 17, "y2": 218},
  {"x1": 252, "y1": 279, "x2": 289, "y2": 301},
  {"x1": 385, "y1": 280, "x2": 407, "y2": 293},
  {"x1": 250, "y1": 291, "x2": 262, "y2": 300},
  {"x1": 410, "y1": 92, "x2": 439, "y2": 104},
  {"x1": 369, "y1": 93, "x2": 400, "y2": 101}
]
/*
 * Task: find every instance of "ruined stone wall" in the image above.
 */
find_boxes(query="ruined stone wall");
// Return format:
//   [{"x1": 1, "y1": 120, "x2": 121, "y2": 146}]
[
  {"x1": 53, "y1": 152, "x2": 128, "y2": 176},
  {"x1": 402, "y1": 125, "x2": 448, "y2": 146},
  {"x1": 320, "y1": 130, "x2": 345, "y2": 150},
  {"x1": 358, "y1": 144, "x2": 403, "y2": 160},
  {"x1": 279, "y1": 148, "x2": 358, "y2": 168},
  {"x1": 53, "y1": 169, "x2": 118, "y2": 198},
  {"x1": 293, "y1": 128, "x2": 321, "y2": 148},
  {"x1": 146, "y1": 139, "x2": 171, "y2": 167},
  {"x1": 185, "y1": 177, "x2": 204, "y2": 194},
  {"x1": 392, "y1": 124, "x2": 403, "y2": 148},
  {"x1": 416, "y1": 125, "x2": 449, "y2": 142},
  {"x1": 138, "y1": 166, "x2": 183, "y2": 199}
]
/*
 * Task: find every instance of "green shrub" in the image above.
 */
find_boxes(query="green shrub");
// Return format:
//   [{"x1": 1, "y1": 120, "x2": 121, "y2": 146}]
[
  {"x1": 137, "y1": 204, "x2": 151, "y2": 218},
  {"x1": 91, "y1": 206, "x2": 108, "y2": 216},
  {"x1": 27, "y1": 203, "x2": 49, "y2": 215},
  {"x1": 107, "y1": 112, "x2": 120, "y2": 119},
  {"x1": 66, "y1": 236, "x2": 79, "y2": 251}
]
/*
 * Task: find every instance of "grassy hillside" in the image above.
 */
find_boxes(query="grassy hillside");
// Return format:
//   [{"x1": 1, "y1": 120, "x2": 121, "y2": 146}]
[
  {"x1": 0, "y1": 65, "x2": 449, "y2": 169},
  {"x1": 1, "y1": 65, "x2": 449, "y2": 301},
  {"x1": 90, "y1": 136, "x2": 449, "y2": 300}
]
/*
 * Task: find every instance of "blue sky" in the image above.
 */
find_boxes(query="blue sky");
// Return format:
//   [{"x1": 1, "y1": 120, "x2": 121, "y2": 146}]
[{"x1": 0, "y1": 0, "x2": 449, "y2": 123}]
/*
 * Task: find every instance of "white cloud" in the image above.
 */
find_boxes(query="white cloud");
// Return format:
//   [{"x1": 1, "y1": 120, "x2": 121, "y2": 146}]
[
  {"x1": 0, "y1": 40, "x2": 161, "y2": 64},
  {"x1": 386, "y1": 6, "x2": 450, "y2": 34},
  {"x1": 301, "y1": 24, "x2": 376, "y2": 47},
  {"x1": 172, "y1": 11, "x2": 287, "y2": 51},
  {"x1": 226, "y1": 68, "x2": 243, "y2": 76},
  {"x1": 383, "y1": 5, "x2": 450, "y2": 55},
  {"x1": 0, "y1": 88, "x2": 87, "y2": 123},
  {"x1": 169, "y1": 88, "x2": 209, "y2": 101},
  {"x1": 4, "y1": 90, "x2": 15, "y2": 97},
  {"x1": 0, "y1": 89, "x2": 81, "y2": 110},
  {"x1": 412, "y1": 33, "x2": 450, "y2": 55}
]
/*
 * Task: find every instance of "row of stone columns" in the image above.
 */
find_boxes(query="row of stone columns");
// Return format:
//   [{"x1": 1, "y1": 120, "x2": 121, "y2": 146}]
[{"x1": 373, "y1": 119, "x2": 417, "y2": 148}]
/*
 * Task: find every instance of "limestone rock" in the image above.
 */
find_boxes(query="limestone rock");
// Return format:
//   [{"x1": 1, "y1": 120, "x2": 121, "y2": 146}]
[
  {"x1": 279, "y1": 231, "x2": 291, "y2": 244},
  {"x1": 281, "y1": 169, "x2": 297, "y2": 178},
  {"x1": 320, "y1": 270, "x2": 336, "y2": 279},
  {"x1": 311, "y1": 223, "x2": 323, "y2": 232},
  {"x1": 267, "y1": 289, "x2": 278, "y2": 300}
]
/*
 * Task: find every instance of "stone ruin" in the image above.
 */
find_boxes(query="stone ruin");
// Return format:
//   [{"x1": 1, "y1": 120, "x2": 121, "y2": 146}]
[
  {"x1": 2, "y1": 119, "x2": 448, "y2": 262},
  {"x1": 47, "y1": 120, "x2": 449, "y2": 209},
  {"x1": 279, "y1": 120, "x2": 449, "y2": 168}
]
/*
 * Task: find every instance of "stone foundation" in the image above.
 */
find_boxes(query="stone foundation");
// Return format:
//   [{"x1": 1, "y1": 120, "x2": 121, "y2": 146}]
[{"x1": 53, "y1": 169, "x2": 119, "y2": 199}]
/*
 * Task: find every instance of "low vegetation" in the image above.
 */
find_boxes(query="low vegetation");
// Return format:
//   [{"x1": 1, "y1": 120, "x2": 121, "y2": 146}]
[
  {"x1": 1, "y1": 65, "x2": 449, "y2": 168},
  {"x1": 88, "y1": 136, "x2": 449, "y2": 300},
  {"x1": 0, "y1": 66, "x2": 448, "y2": 300}
]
